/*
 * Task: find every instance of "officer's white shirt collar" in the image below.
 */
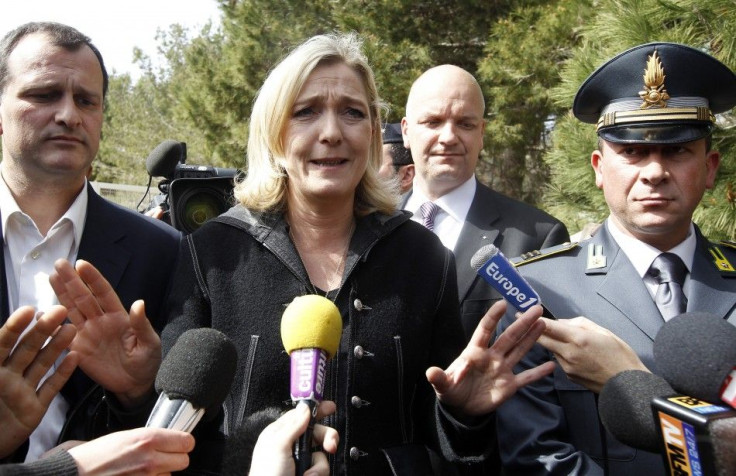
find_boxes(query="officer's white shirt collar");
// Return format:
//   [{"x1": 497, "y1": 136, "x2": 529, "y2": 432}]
[
  {"x1": 405, "y1": 176, "x2": 476, "y2": 251},
  {"x1": 606, "y1": 216, "x2": 696, "y2": 278}
]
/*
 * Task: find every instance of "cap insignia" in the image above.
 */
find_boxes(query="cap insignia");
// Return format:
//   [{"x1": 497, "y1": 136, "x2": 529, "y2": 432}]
[{"x1": 639, "y1": 51, "x2": 670, "y2": 109}]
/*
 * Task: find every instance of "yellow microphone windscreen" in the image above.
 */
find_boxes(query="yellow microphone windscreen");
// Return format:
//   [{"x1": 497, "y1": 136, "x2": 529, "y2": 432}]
[{"x1": 281, "y1": 294, "x2": 342, "y2": 358}]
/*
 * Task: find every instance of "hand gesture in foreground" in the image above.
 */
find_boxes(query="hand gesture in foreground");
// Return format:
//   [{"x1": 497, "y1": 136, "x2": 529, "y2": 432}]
[
  {"x1": 427, "y1": 301, "x2": 555, "y2": 416},
  {"x1": 49, "y1": 259, "x2": 160, "y2": 407},
  {"x1": 0, "y1": 305, "x2": 78, "y2": 458}
]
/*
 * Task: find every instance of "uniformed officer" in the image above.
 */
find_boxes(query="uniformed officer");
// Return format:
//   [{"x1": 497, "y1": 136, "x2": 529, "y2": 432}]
[
  {"x1": 378, "y1": 122, "x2": 415, "y2": 195},
  {"x1": 496, "y1": 42, "x2": 736, "y2": 475}
]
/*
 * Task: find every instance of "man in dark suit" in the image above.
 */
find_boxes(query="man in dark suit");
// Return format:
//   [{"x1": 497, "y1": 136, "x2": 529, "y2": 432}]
[
  {"x1": 0, "y1": 22, "x2": 180, "y2": 462},
  {"x1": 496, "y1": 42, "x2": 736, "y2": 475},
  {"x1": 401, "y1": 64, "x2": 569, "y2": 341},
  {"x1": 400, "y1": 64, "x2": 569, "y2": 475}
]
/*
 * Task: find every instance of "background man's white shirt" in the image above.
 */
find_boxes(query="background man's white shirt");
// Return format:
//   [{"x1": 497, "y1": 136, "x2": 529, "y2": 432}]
[{"x1": 405, "y1": 176, "x2": 476, "y2": 252}]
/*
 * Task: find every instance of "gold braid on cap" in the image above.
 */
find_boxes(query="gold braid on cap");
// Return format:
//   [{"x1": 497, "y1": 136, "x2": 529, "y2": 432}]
[{"x1": 638, "y1": 51, "x2": 670, "y2": 109}]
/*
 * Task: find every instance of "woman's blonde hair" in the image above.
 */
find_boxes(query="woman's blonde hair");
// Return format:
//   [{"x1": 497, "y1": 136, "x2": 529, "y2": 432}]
[{"x1": 234, "y1": 32, "x2": 397, "y2": 215}]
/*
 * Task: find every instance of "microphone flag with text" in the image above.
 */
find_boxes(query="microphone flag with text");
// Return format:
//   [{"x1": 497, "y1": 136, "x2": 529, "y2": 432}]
[
  {"x1": 470, "y1": 244, "x2": 541, "y2": 311},
  {"x1": 598, "y1": 370, "x2": 736, "y2": 474},
  {"x1": 281, "y1": 294, "x2": 342, "y2": 476},
  {"x1": 146, "y1": 328, "x2": 238, "y2": 432},
  {"x1": 651, "y1": 393, "x2": 735, "y2": 475}
]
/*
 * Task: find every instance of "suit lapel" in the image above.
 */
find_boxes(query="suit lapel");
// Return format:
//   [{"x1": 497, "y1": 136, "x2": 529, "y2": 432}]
[
  {"x1": 455, "y1": 183, "x2": 500, "y2": 301},
  {"x1": 402, "y1": 184, "x2": 502, "y2": 300},
  {"x1": 77, "y1": 185, "x2": 131, "y2": 290},
  {"x1": 686, "y1": 229, "x2": 736, "y2": 320},
  {"x1": 593, "y1": 226, "x2": 664, "y2": 341}
]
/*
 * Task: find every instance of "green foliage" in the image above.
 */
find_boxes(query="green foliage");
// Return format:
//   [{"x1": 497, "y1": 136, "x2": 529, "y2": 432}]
[
  {"x1": 545, "y1": 0, "x2": 736, "y2": 239},
  {"x1": 97, "y1": 24, "x2": 214, "y2": 188},
  {"x1": 96, "y1": 0, "x2": 736, "y2": 239},
  {"x1": 138, "y1": 0, "x2": 508, "y2": 167},
  {"x1": 476, "y1": 0, "x2": 592, "y2": 203}
]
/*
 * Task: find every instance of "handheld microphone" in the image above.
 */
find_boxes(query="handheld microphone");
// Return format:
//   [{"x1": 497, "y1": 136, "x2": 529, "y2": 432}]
[
  {"x1": 146, "y1": 328, "x2": 238, "y2": 432},
  {"x1": 652, "y1": 394, "x2": 736, "y2": 475},
  {"x1": 653, "y1": 312, "x2": 736, "y2": 409},
  {"x1": 146, "y1": 140, "x2": 186, "y2": 179},
  {"x1": 470, "y1": 244, "x2": 541, "y2": 311},
  {"x1": 598, "y1": 370, "x2": 736, "y2": 475},
  {"x1": 598, "y1": 369, "x2": 675, "y2": 452},
  {"x1": 280, "y1": 295, "x2": 342, "y2": 476}
]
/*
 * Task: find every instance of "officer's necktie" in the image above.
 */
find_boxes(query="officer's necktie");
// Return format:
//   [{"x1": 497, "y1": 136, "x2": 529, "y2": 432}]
[
  {"x1": 419, "y1": 201, "x2": 440, "y2": 232},
  {"x1": 647, "y1": 252, "x2": 688, "y2": 320}
]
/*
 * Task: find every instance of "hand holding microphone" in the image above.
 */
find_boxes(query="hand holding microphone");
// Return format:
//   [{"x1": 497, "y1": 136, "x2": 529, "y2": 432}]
[
  {"x1": 537, "y1": 317, "x2": 649, "y2": 393},
  {"x1": 280, "y1": 295, "x2": 342, "y2": 476},
  {"x1": 243, "y1": 401, "x2": 339, "y2": 476}
]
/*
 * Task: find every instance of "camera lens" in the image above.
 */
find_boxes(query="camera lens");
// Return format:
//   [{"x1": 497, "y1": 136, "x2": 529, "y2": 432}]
[
  {"x1": 169, "y1": 175, "x2": 236, "y2": 234},
  {"x1": 178, "y1": 190, "x2": 227, "y2": 233}
]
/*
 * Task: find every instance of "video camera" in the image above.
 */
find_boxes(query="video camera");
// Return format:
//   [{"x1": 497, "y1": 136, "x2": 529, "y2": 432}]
[{"x1": 144, "y1": 140, "x2": 238, "y2": 234}]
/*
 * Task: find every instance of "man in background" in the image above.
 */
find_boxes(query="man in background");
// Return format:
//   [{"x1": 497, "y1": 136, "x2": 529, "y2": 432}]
[
  {"x1": 0, "y1": 21, "x2": 180, "y2": 462},
  {"x1": 402, "y1": 64, "x2": 569, "y2": 341},
  {"x1": 401, "y1": 63, "x2": 569, "y2": 475},
  {"x1": 378, "y1": 122, "x2": 414, "y2": 195}
]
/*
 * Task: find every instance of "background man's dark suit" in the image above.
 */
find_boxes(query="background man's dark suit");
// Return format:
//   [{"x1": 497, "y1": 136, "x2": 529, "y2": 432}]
[
  {"x1": 445, "y1": 179, "x2": 569, "y2": 340},
  {"x1": 496, "y1": 222, "x2": 736, "y2": 475},
  {"x1": 403, "y1": 179, "x2": 568, "y2": 476},
  {"x1": 1, "y1": 184, "x2": 181, "y2": 459}
]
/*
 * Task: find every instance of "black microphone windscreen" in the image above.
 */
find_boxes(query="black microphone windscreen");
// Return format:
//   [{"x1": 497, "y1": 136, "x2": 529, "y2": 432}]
[
  {"x1": 598, "y1": 370, "x2": 675, "y2": 452},
  {"x1": 710, "y1": 417, "x2": 736, "y2": 474},
  {"x1": 155, "y1": 328, "x2": 238, "y2": 417},
  {"x1": 146, "y1": 140, "x2": 185, "y2": 178},
  {"x1": 654, "y1": 312, "x2": 736, "y2": 403}
]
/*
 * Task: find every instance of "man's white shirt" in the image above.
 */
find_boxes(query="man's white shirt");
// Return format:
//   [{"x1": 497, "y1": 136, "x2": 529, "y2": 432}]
[
  {"x1": 405, "y1": 176, "x2": 476, "y2": 252},
  {"x1": 0, "y1": 176, "x2": 87, "y2": 461}
]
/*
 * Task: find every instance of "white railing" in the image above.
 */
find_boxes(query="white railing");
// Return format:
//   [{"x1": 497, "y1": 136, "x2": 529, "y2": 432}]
[{"x1": 90, "y1": 181, "x2": 155, "y2": 211}]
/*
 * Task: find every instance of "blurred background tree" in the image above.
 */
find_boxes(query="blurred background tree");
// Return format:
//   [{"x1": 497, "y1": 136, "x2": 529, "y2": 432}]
[
  {"x1": 543, "y1": 0, "x2": 736, "y2": 240},
  {"x1": 94, "y1": 0, "x2": 736, "y2": 239}
]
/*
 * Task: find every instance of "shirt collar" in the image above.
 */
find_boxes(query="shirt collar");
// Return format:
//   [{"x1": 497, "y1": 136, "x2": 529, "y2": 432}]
[
  {"x1": 0, "y1": 175, "x2": 88, "y2": 245},
  {"x1": 606, "y1": 217, "x2": 696, "y2": 278},
  {"x1": 0, "y1": 175, "x2": 23, "y2": 241},
  {"x1": 406, "y1": 176, "x2": 476, "y2": 222}
]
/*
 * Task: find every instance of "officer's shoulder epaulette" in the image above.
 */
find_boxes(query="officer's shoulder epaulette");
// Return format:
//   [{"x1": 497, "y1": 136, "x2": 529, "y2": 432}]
[
  {"x1": 707, "y1": 241, "x2": 736, "y2": 276},
  {"x1": 511, "y1": 241, "x2": 579, "y2": 267},
  {"x1": 717, "y1": 240, "x2": 736, "y2": 251}
]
